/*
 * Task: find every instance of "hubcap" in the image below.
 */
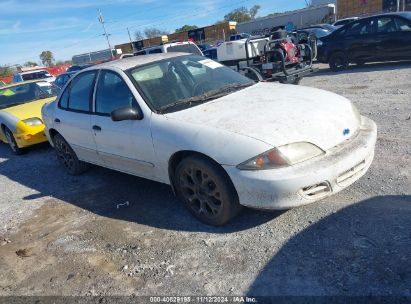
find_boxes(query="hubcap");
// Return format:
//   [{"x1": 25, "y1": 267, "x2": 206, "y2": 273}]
[
  {"x1": 179, "y1": 167, "x2": 223, "y2": 219},
  {"x1": 55, "y1": 138, "x2": 75, "y2": 170}
]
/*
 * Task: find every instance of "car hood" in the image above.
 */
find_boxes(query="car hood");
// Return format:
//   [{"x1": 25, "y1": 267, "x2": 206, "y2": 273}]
[
  {"x1": 165, "y1": 82, "x2": 359, "y2": 151},
  {"x1": 0, "y1": 97, "x2": 55, "y2": 121}
]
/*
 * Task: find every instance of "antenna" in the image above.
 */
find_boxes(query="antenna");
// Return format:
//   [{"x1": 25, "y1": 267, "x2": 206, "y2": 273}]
[{"x1": 98, "y1": 9, "x2": 114, "y2": 59}]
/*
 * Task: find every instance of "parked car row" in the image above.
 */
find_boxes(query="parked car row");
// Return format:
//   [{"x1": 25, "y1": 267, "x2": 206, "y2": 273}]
[{"x1": 318, "y1": 12, "x2": 411, "y2": 71}]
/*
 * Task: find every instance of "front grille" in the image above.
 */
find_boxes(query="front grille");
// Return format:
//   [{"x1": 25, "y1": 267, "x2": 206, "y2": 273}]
[
  {"x1": 337, "y1": 160, "x2": 367, "y2": 187},
  {"x1": 301, "y1": 182, "x2": 332, "y2": 199}
]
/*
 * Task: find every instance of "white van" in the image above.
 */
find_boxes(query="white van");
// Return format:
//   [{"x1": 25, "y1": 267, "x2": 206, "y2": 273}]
[{"x1": 134, "y1": 41, "x2": 203, "y2": 56}]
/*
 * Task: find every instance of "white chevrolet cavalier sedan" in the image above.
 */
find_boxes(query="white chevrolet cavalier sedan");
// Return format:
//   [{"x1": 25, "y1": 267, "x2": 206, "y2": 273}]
[{"x1": 42, "y1": 53, "x2": 377, "y2": 225}]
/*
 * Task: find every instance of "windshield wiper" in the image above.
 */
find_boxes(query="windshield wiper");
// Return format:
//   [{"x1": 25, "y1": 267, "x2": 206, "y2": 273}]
[{"x1": 158, "y1": 83, "x2": 253, "y2": 113}]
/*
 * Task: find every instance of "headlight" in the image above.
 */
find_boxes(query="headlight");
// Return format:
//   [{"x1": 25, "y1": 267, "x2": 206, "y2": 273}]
[
  {"x1": 350, "y1": 103, "x2": 361, "y2": 124},
  {"x1": 237, "y1": 142, "x2": 324, "y2": 170},
  {"x1": 23, "y1": 117, "x2": 43, "y2": 126},
  {"x1": 317, "y1": 40, "x2": 323, "y2": 47}
]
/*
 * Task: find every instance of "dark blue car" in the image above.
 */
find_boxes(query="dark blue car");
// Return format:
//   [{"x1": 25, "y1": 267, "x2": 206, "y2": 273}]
[{"x1": 317, "y1": 12, "x2": 411, "y2": 71}]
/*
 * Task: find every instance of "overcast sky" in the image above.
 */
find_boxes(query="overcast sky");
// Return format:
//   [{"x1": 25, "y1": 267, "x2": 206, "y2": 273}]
[{"x1": 0, "y1": 0, "x2": 307, "y2": 66}]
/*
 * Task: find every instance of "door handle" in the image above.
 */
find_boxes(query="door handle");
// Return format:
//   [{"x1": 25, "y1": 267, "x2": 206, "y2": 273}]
[
  {"x1": 92, "y1": 125, "x2": 102, "y2": 132},
  {"x1": 54, "y1": 118, "x2": 61, "y2": 123}
]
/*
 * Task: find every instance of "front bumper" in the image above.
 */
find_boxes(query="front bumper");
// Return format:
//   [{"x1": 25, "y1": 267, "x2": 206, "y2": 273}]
[
  {"x1": 223, "y1": 116, "x2": 377, "y2": 210},
  {"x1": 14, "y1": 122, "x2": 48, "y2": 148}
]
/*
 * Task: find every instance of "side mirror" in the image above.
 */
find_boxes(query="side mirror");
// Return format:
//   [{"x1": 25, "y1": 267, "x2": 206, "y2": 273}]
[{"x1": 111, "y1": 106, "x2": 143, "y2": 121}]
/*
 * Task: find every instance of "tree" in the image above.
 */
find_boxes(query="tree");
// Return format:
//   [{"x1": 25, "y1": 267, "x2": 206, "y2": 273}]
[
  {"x1": 175, "y1": 25, "x2": 198, "y2": 33},
  {"x1": 24, "y1": 61, "x2": 38, "y2": 67},
  {"x1": 39, "y1": 51, "x2": 54, "y2": 67},
  {"x1": 224, "y1": 5, "x2": 261, "y2": 23},
  {"x1": 143, "y1": 27, "x2": 169, "y2": 39},
  {"x1": 134, "y1": 30, "x2": 145, "y2": 41},
  {"x1": 0, "y1": 65, "x2": 12, "y2": 77},
  {"x1": 249, "y1": 5, "x2": 261, "y2": 19}
]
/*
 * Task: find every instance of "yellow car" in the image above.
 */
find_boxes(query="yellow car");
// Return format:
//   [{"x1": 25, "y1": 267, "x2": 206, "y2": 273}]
[{"x1": 0, "y1": 80, "x2": 58, "y2": 154}]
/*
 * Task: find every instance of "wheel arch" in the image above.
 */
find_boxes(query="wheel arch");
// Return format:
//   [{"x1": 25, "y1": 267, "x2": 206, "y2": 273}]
[
  {"x1": 328, "y1": 49, "x2": 349, "y2": 63},
  {"x1": 168, "y1": 150, "x2": 237, "y2": 197},
  {"x1": 48, "y1": 128, "x2": 59, "y2": 139}
]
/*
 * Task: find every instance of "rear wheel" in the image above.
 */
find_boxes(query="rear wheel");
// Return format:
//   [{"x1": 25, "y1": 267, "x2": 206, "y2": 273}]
[
  {"x1": 174, "y1": 155, "x2": 242, "y2": 226},
  {"x1": 4, "y1": 127, "x2": 24, "y2": 155},
  {"x1": 53, "y1": 133, "x2": 89, "y2": 175},
  {"x1": 329, "y1": 52, "x2": 349, "y2": 71}
]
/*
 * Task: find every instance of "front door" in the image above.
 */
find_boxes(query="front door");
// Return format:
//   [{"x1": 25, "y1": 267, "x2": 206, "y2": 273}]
[
  {"x1": 91, "y1": 70, "x2": 156, "y2": 179},
  {"x1": 344, "y1": 19, "x2": 376, "y2": 62}
]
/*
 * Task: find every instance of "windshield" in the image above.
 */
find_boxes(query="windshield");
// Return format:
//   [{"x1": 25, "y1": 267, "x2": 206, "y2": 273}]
[
  {"x1": 0, "y1": 82, "x2": 54, "y2": 109},
  {"x1": 128, "y1": 55, "x2": 254, "y2": 113}
]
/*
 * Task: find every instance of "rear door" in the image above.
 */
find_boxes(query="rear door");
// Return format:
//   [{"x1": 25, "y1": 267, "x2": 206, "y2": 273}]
[
  {"x1": 91, "y1": 69, "x2": 156, "y2": 178},
  {"x1": 53, "y1": 71, "x2": 99, "y2": 163}
]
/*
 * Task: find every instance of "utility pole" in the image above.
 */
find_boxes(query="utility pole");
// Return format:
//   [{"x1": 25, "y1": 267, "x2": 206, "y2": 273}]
[
  {"x1": 98, "y1": 9, "x2": 114, "y2": 59},
  {"x1": 127, "y1": 27, "x2": 135, "y2": 54},
  {"x1": 397, "y1": 0, "x2": 400, "y2": 12}
]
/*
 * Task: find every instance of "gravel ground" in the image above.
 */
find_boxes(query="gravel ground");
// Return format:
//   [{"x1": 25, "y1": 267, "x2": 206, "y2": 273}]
[{"x1": 0, "y1": 62, "x2": 410, "y2": 298}]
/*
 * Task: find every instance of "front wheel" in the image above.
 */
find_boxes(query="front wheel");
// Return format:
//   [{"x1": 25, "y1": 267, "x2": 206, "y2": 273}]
[
  {"x1": 280, "y1": 76, "x2": 302, "y2": 85},
  {"x1": 174, "y1": 155, "x2": 242, "y2": 226},
  {"x1": 53, "y1": 133, "x2": 89, "y2": 175},
  {"x1": 4, "y1": 127, "x2": 24, "y2": 155},
  {"x1": 329, "y1": 52, "x2": 349, "y2": 71}
]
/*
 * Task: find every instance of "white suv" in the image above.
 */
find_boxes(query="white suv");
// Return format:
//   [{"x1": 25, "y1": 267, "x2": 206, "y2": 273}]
[
  {"x1": 13, "y1": 70, "x2": 56, "y2": 83},
  {"x1": 134, "y1": 41, "x2": 203, "y2": 56}
]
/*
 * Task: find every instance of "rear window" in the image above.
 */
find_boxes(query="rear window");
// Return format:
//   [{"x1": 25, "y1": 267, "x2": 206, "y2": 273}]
[
  {"x1": 22, "y1": 71, "x2": 51, "y2": 81},
  {"x1": 167, "y1": 44, "x2": 202, "y2": 55}
]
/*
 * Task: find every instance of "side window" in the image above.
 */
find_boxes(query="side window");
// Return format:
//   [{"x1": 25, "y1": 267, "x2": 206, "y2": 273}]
[
  {"x1": 376, "y1": 17, "x2": 397, "y2": 33},
  {"x1": 95, "y1": 71, "x2": 136, "y2": 114},
  {"x1": 346, "y1": 20, "x2": 373, "y2": 35},
  {"x1": 67, "y1": 71, "x2": 96, "y2": 112},
  {"x1": 59, "y1": 87, "x2": 69, "y2": 109},
  {"x1": 395, "y1": 17, "x2": 411, "y2": 31}
]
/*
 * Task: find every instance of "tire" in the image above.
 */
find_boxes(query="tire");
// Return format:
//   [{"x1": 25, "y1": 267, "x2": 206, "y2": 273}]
[
  {"x1": 329, "y1": 52, "x2": 349, "y2": 71},
  {"x1": 52, "y1": 133, "x2": 89, "y2": 175},
  {"x1": 174, "y1": 155, "x2": 242, "y2": 226},
  {"x1": 280, "y1": 76, "x2": 302, "y2": 85},
  {"x1": 3, "y1": 127, "x2": 24, "y2": 155}
]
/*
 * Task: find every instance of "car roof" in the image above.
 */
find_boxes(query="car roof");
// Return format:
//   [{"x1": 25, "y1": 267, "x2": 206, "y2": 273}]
[
  {"x1": 19, "y1": 70, "x2": 48, "y2": 75},
  {"x1": 85, "y1": 52, "x2": 189, "y2": 71},
  {"x1": 0, "y1": 80, "x2": 49, "y2": 89},
  {"x1": 58, "y1": 71, "x2": 77, "y2": 76},
  {"x1": 355, "y1": 12, "x2": 411, "y2": 21}
]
